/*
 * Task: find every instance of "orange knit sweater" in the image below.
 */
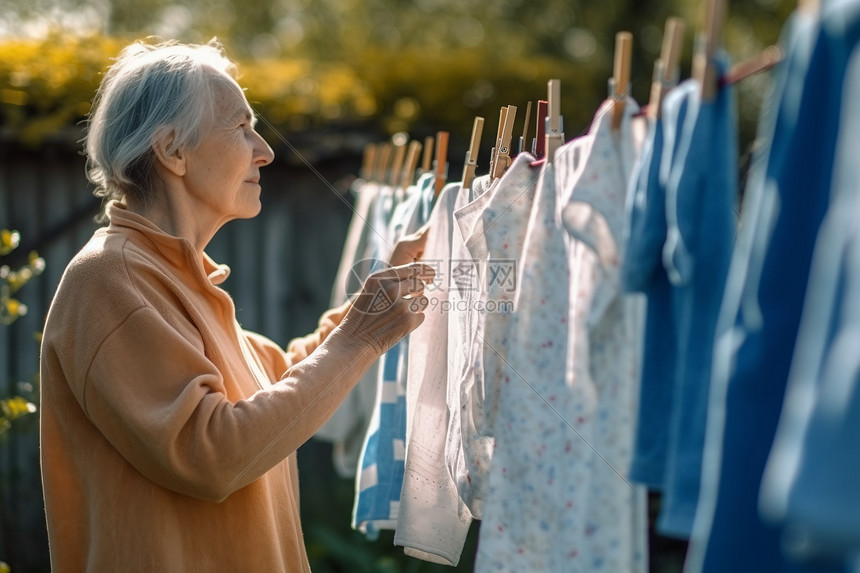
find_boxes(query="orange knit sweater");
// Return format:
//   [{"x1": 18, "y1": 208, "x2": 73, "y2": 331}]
[{"x1": 40, "y1": 202, "x2": 359, "y2": 572}]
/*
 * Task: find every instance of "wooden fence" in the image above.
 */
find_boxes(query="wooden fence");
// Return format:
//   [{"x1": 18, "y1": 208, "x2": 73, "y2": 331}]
[{"x1": 0, "y1": 139, "x2": 360, "y2": 571}]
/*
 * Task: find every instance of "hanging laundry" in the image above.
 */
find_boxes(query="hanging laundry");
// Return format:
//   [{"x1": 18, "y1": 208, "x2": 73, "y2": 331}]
[
  {"x1": 475, "y1": 98, "x2": 646, "y2": 573},
  {"x1": 655, "y1": 51, "x2": 738, "y2": 539},
  {"x1": 474, "y1": 143, "x2": 583, "y2": 573},
  {"x1": 444, "y1": 173, "x2": 493, "y2": 518},
  {"x1": 394, "y1": 181, "x2": 474, "y2": 566},
  {"x1": 346, "y1": 177, "x2": 399, "y2": 532},
  {"x1": 452, "y1": 153, "x2": 543, "y2": 518},
  {"x1": 353, "y1": 172, "x2": 436, "y2": 537},
  {"x1": 621, "y1": 67, "x2": 686, "y2": 490},
  {"x1": 300, "y1": 7, "x2": 860, "y2": 570},
  {"x1": 684, "y1": 5, "x2": 850, "y2": 572},
  {"x1": 558, "y1": 98, "x2": 647, "y2": 573},
  {"x1": 762, "y1": 175, "x2": 860, "y2": 561},
  {"x1": 754, "y1": 2, "x2": 860, "y2": 569}
]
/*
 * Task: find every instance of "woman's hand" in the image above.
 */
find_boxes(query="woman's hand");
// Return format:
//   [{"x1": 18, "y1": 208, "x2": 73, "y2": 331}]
[
  {"x1": 336, "y1": 262, "x2": 435, "y2": 358},
  {"x1": 388, "y1": 226, "x2": 430, "y2": 268}
]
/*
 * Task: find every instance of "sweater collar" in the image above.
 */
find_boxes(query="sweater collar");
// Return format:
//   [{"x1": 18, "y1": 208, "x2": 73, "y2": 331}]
[{"x1": 106, "y1": 201, "x2": 231, "y2": 286}]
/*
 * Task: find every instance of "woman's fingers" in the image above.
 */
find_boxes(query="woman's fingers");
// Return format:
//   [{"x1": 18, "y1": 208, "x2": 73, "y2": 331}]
[
  {"x1": 354, "y1": 263, "x2": 435, "y2": 314},
  {"x1": 371, "y1": 261, "x2": 435, "y2": 282},
  {"x1": 388, "y1": 226, "x2": 430, "y2": 268},
  {"x1": 407, "y1": 294, "x2": 430, "y2": 314}
]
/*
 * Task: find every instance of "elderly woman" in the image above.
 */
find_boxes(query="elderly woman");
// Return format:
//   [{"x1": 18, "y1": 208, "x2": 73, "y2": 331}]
[{"x1": 39, "y1": 39, "x2": 432, "y2": 572}]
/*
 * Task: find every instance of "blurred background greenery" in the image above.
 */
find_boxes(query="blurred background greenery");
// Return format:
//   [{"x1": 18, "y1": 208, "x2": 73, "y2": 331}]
[
  {"x1": 0, "y1": 0, "x2": 797, "y2": 571},
  {"x1": 1, "y1": 0, "x2": 795, "y2": 154}
]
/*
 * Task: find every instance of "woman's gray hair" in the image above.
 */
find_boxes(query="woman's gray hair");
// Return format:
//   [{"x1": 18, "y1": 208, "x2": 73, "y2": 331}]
[{"x1": 85, "y1": 38, "x2": 240, "y2": 211}]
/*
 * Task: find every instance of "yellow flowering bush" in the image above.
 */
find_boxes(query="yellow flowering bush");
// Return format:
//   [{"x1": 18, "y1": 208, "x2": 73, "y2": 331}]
[
  {"x1": 0, "y1": 35, "x2": 128, "y2": 146},
  {"x1": 0, "y1": 229, "x2": 19, "y2": 256},
  {"x1": 0, "y1": 229, "x2": 43, "y2": 436},
  {"x1": 0, "y1": 34, "x2": 585, "y2": 147}
]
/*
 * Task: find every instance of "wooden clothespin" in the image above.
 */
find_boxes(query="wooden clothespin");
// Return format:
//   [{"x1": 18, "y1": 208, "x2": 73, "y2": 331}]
[
  {"x1": 433, "y1": 131, "x2": 449, "y2": 197},
  {"x1": 546, "y1": 80, "x2": 564, "y2": 160},
  {"x1": 533, "y1": 100, "x2": 548, "y2": 159},
  {"x1": 799, "y1": 0, "x2": 820, "y2": 13},
  {"x1": 694, "y1": 0, "x2": 726, "y2": 102},
  {"x1": 611, "y1": 32, "x2": 633, "y2": 131},
  {"x1": 373, "y1": 143, "x2": 393, "y2": 183},
  {"x1": 388, "y1": 141, "x2": 408, "y2": 188},
  {"x1": 518, "y1": 101, "x2": 533, "y2": 155},
  {"x1": 462, "y1": 116, "x2": 485, "y2": 190},
  {"x1": 489, "y1": 106, "x2": 507, "y2": 178},
  {"x1": 649, "y1": 17, "x2": 685, "y2": 119},
  {"x1": 360, "y1": 143, "x2": 377, "y2": 180},
  {"x1": 401, "y1": 140, "x2": 423, "y2": 189},
  {"x1": 492, "y1": 106, "x2": 517, "y2": 180},
  {"x1": 421, "y1": 136, "x2": 434, "y2": 175}
]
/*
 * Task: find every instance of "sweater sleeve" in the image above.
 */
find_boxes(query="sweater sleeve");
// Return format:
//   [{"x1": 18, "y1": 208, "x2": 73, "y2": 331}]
[
  {"x1": 82, "y1": 304, "x2": 374, "y2": 502},
  {"x1": 284, "y1": 301, "x2": 352, "y2": 367},
  {"x1": 241, "y1": 300, "x2": 352, "y2": 379}
]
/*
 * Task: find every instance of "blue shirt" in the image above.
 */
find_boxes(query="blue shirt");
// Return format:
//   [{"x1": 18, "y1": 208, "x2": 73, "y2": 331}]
[
  {"x1": 756, "y1": 1, "x2": 860, "y2": 568},
  {"x1": 657, "y1": 55, "x2": 738, "y2": 538},
  {"x1": 686, "y1": 10, "x2": 842, "y2": 573},
  {"x1": 622, "y1": 100, "x2": 685, "y2": 489}
]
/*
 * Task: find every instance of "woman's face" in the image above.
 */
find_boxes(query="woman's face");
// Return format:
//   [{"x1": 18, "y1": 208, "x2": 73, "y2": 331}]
[{"x1": 182, "y1": 78, "x2": 275, "y2": 223}]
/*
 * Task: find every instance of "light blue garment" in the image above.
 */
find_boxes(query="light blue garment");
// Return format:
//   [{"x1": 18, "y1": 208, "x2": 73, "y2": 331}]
[
  {"x1": 658, "y1": 54, "x2": 738, "y2": 538},
  {"x1": 686, "y1": 8, "x2": 852, "y2": 573},
  {"x1": 352, "y1": 173, "x2": 436, "y2": 537}
]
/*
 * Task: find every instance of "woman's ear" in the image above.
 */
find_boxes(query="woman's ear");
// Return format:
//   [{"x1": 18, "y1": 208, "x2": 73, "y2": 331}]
[{"x1": 151, "y1": 127, "x2": 186, "y2": 177}]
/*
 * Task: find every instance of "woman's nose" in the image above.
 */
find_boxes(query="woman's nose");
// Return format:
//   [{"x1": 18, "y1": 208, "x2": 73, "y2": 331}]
[{"x1": 254, "y1": 131, "x2": 275, "y2": 166}]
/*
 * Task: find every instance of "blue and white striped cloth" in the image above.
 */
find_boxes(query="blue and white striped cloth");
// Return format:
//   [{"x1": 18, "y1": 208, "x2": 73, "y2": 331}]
[{"x1": 352, "y1": 173, "x2": 435, "y2": 537}]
